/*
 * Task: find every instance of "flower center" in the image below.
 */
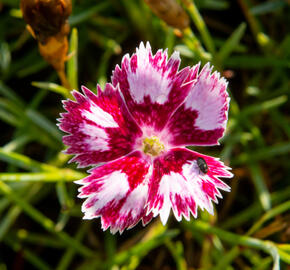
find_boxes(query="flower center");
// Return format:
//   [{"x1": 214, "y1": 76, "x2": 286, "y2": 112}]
[{"x1": 142, "y1": 136, "x2": 165, "y2": 156}]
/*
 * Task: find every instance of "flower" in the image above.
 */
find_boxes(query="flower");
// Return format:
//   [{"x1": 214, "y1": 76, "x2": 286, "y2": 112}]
[{"x1": 58, "y1": 42, "x2": 233, "y2": 234}]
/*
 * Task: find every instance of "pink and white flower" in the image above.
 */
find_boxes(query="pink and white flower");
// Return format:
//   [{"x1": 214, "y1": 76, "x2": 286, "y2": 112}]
[{"x1": 58, "y1": 42, "x2": 233, "y2": 234}]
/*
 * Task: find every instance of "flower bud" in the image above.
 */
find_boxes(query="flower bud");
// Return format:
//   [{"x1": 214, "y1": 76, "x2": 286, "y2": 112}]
[
  {"x1": 20, "y1": 0, "x2": 72, "y2": 87},
  {"x1": 20, "y1": 0, "x2": 72, "y2": 44},
  {"x1": 144, "y1": 0, "x2": 189, "y2": 30}
]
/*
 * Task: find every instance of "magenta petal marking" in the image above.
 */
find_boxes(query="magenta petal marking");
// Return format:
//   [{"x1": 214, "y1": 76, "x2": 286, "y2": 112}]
[
  {"x1": 166, "y1": 63, "x2": 230, "y2": 146},
  {"x1": 76, "y1": 151, "x2": 152, "y2": 234},
  {"x1": 112, "y1": 42, "x2": 199, "y2": 131},
  {"x1": 58, "y1": 84, "x2": 142, "y2": 167},
  {"x1": 147, "y1": 148, "x2": 232, "y2": 224}
]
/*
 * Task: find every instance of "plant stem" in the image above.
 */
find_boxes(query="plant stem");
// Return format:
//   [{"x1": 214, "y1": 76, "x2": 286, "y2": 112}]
[
  {"x1": 0, "y1": 170, "x2": 85, "y2": 182},
  {"x1": 183, "y1": 0, "x2": 216, "y2": 55},
  {"x1": 0, "y1": 147, "x2": 57, "y2": 172}
]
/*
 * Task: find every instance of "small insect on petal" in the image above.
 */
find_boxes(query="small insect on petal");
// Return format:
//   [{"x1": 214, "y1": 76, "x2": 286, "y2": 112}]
[{"x1": 197, "y1": 157, "x2": 208, "y2": 174}]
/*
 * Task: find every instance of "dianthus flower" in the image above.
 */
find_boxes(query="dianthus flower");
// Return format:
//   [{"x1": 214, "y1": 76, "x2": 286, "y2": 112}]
[{"x1": 58, "y1": 42, "x2": 233, "y2": 234}]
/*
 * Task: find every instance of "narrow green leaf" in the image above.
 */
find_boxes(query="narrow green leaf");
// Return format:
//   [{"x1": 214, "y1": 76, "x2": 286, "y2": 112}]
[
  {"x1": 213, "y1": 247, "x2": 240, "y2": 270},
  {"x1": 198, "y1": 0, "x2": 229, "y2": 10},
  {"x1": 0, "y1": 97, "x2": 23, "y2": 117},
  {"x1": 277, "y1": 249, "x2": 290, "y2": 265},
  {"x1": 56, "y1": 181, "x2": 73, "y2": 210},
  {"x1": 0, "y1": 42, "x2": 11, "y2": 73},
  {"x1": 67, "y1": 28, "x2": 78, "y2": 90},
  {"x1": 239, "y1": 96, "x2": 287, "y2": 117},
  {"x1": 277, "y1": 244, "x2": 290, "y2": 253},
  {"x1": 218, "y1": 22, "x2": 246, "y2": 61},
  {"x1": 9, "y1": 8, "x2": 23, "y2": 18},
  {"x1": 0, "y1": 108, "x2": 22, "y2": 127},
  {"x1": 249, "y1": 164, "x2": 271, "y2": 211},
  {"x1": 185, "y1": 0, "x2": 216, "y2": 55},
  {"x1": 69, "y1": 2, "x2": 110, "y2": 26},
  {"x1": 0, "y1": 207, "x2": 22, "y2": 241},
  {"x1": 250, "y1": 0, "x2": 286, "y2": 15},
  {"x1": 86, "y1": 224, "x2": 178, "y2": 269},
  {"x1": 3, "y1": 135, "x2": 31, "y2": 152},
  {"x1": 32, "y1": 82, "x2": 70, "y2": 98},
  {"x1": 0, "y1": 197, "x2": 10, "y2": 215},
  {"x1": 17, "y1": 60, "x2": 48, "y2": 77},
  {"x1": 225, "y1": 56, "x2": 290, "y2": 68},
  {"x1": 221, "y1": 187, "x2": 290, "y2": 229},
  {"x1": 270, "y1": 110, "x2": 290, "y2": 139},
  {"x1": 182, "y1": 28, "x2": 212, "y2": 62},
  {"x1": 0, "y1": 170, "x2": 85, "y2": 182},
  {"x1": 0, "y1": 180, "x2": 93, "y2": 257},
  {"x1": 166, "y1": 240, "x2": 187, "y2": 270},
  {"x1": 10, "y1": 230, "x2": 64, "y2": 249},
  {"x1": 183, "y1": 220, "x2": 280, "y2": 270},
  {"x1": 233, "y1": 142, "x2": 290, "y2": 165},
  {"x1": 0, "y1": 147, "x2": 58, "y2": 172},
  {"x1": 0, "y1": 81, "x2": 24, "y2": 108},
  {"x1": 112, "y1": 229, "x2": 179, "y2": 267},
  {"x1": 56, "y1": 223, "x2": 90, "y2": 270},
  {"x1": 26, "y1": 109, "x2": 62, "y2": 143},
  {"x1": 104, "y1": 231, "x2": 117, "y2": 264},
  {"x1": 120, "y1": 0, "x2": 152, "y2": 41},
  {"x1": 0, "y1": 183, "x2": 42, "y2": 241},
  {"x1": 4, "y1": 236, "x2": 51, "y2": 270},
  {"x1": 247, "y1": 200, "x2": 290, "y2": 236},
  {"x1": 89, "y1": 31, "x2": 121, "y2": 54}
]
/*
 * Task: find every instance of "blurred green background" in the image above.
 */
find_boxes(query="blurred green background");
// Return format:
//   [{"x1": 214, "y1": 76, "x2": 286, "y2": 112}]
[{"x1": 0, "y1": 0, "x2": 289, "y2": 269}]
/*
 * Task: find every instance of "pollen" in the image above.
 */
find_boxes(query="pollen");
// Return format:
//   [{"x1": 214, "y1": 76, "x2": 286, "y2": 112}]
[{"x1": 142, "y1": 136, "x2": 165, "y2": 156}]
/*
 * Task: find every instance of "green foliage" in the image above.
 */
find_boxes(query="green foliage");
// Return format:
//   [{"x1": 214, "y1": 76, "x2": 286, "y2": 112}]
[{"x1": 0, "y1": 0, "x2": 289, "y2": 269}]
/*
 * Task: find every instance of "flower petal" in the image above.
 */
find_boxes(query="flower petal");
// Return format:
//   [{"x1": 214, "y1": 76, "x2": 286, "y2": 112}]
[
  {"x1": 147, "y1": 148, "x2": 232, "y2": 224},
  {"x1": 112, "y1": 42, "x2": 199, "y2": 131},
  {"x1": 165, "y1": 63, "x2": 230, "y2": 146},
  {"x1": 76, "y1": 151, "x2": 152, "y2": 234},
  {"x1": 58, "y1": 84, "x2": 142, "y2": 167}
]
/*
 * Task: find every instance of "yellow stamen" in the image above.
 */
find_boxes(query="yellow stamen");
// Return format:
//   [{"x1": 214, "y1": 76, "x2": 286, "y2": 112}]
[{"x1": 142, "y1": 136, "x2": 165, "y2": 156}]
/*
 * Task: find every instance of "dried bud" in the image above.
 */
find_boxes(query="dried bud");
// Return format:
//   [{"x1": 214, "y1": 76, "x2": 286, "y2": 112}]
[
  {"x1": 144, "y1": 0, "x2": 189, "y2": 30},
  {"x1": 20, "y1": 0, "x2": 72, "y2": 87},
  {"x1": 20, "y1": 0, "x2": 72, "y2": 44},
  {"x1": 38, "y1": 35, "x2": 68, "y2": 72}
]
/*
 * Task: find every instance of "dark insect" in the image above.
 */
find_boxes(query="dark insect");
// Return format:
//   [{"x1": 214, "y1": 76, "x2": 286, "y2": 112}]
[{"x1": 197, "y1": 157, "x2": 208, "y2": 174}]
